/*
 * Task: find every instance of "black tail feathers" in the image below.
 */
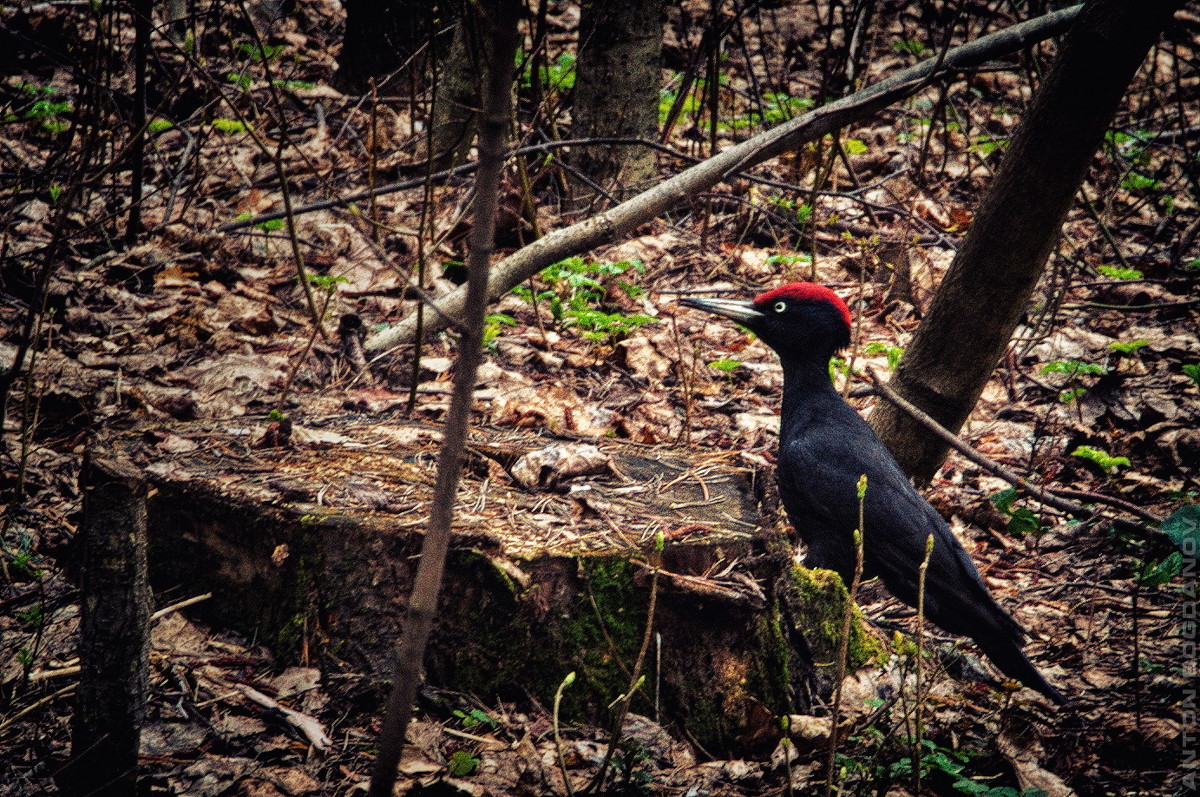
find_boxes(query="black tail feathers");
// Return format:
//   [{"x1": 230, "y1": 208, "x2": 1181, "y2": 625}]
[{"x1": 974, "y1": 633, "x2": 1068, "y2": 705}]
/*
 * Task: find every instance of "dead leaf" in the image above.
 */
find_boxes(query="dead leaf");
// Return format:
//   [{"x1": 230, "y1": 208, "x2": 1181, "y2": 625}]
[
  {"x1": 510, "y1": 443, "x2": 612, "y2": 488},
  {"x1": 997, "y1": 732, "x2": 1076, "y2": 797}
]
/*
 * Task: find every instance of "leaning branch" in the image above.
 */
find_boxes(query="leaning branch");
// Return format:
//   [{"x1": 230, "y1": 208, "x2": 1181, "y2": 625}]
[
  {"x1": 864, "y1": 369, "x2": 1167, "y2": 540},
  {"x1": 365, "y1": 4, "x2": 1083, "y2": 354}
]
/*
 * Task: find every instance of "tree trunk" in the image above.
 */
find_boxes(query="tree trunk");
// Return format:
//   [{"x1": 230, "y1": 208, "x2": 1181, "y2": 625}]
[
  {"x1": 63, "y1": 454, "x2": 151, "y2": 797},
  {"x1": 571, "y1": 0, "x2": 665, "y2": 200},
  {"x1": 870, "y1": 0, "x2": 1185, "y2": 484},
  {"x1": 337, "y1": 0, "x2": 447, "y2": 93},
  {"x1": 429, "y1": 8, "x2": 486, "y2": 169}
]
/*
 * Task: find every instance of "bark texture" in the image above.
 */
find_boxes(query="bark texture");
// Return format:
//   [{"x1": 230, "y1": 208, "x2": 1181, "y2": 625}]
[
  {"x1": 870, "y1": 0, "x2": 1185, "y2": 483},
  {"x1": 571, "y1": 0, "x2": 665, "y2": 198},
  {"x1": 337, "y1": 0, "x2": 447, "y2": 93},
  {"x1": 115, "y1": 416, "x2": 883, "y2": 753},
  {"x1": 65, "y1": 454, "x2": 151, "y2": 797}
]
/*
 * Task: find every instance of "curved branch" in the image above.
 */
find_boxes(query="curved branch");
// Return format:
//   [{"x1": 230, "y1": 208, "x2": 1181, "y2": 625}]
[{"x1": 365, "y1": 4, "x2": 1084, "y2": 353}]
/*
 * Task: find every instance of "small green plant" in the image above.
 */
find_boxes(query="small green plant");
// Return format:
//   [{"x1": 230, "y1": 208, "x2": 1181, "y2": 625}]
[
  {"x1": 1097, "y1": 264, "x2": 1143, "y2": 280},
  {"x1": 272, "y1": 79, "x2": 316, "y2": 91},
  {"x1": 1182, "y1": 363, "x2": 1200, "y2": 388},
  {"x1": 1131, "y1": 506, "x2": 1196, "y2": 589},
  {"x1": 838, "y1": 735, "x2": 1048, "y2": 797},
  {"x1": 843, "y1": 138, "x2": 868, "y2": 155},
  {"x1": 564, "y1": 308, "x2": 655, "y2": 341},
  {"x1": 1107, "y1": 338, "x2": 1149, "y2": 355},
  {"x1": 658, "y1": 73, "x2": 704, "y2": 124},
  {"x1": 1105, "y1": 130, "x2": 1150, "y2": 165},
  {"x1": 210, "y1": 118, "x2": 249, "y2": 134},
  {"x1": 513, "y1": 257, "x2": 654, "y2": 343},
  {"x1": 452, "y1": 708, "x2": 498, "y2": 731},
  {"x1": 4, "y1": 528, "x2": 42, "y2": 580},
  {"x1": 234, "y1": 211, "x2": 285, "y2": 230},
  {"x1": 227, "y1": 71, "x2": 253, "y2": 91},
  {"x1": 708, "y1": 357, "x2": 742, "y2": 375},
  {"x1": 1137, "y1": 552, "x2": 1182, "y2": 588},
  {"x1": 305, "y1": 274, "x2": 349, "y2": 292},
  {"x1": 447, "y1": 749, "x2": 479, "y2": 777},
  {"x1": 829, "y1": 356, "x2": 851, "y2": 385},
  {"x1": 891, "y1": 39, "x2": 927, "y2": 55},
  {"x1": 483, "y1": 313, "x2": 516, "y2": 348},
  {"x1": 766, "y1": 195, "x2": 813, "y2": 226},
  {"x1": 1070, "y1": 445, "x2": 1130, "y2": 475},
  {"x1": 14, "y1": 83, "x2": 73, "y2": 133},
  {"x1": 864, "y1": 342, "x2": 904, "y2": 371},
  {"x1": 968, "y1": 136, "x2": 1008, "y2": 156},
  {"x1": 765, "y1": 253, "x2": 810, "y2": 267},
  {"x1": 729, "y1": 91, "x2": 814, "y2": 128},
  {"x1": 148, "y1": 118, "x2": 175, "y2": 133},
  {"x1": 520, "y1": 52, "x2": 576, "y2": 93},
  {"x1": 1120, "y1": 172, "x2": 1160, "y2": 191},
  {"x1": 1041, "y1": 359, "x2": 1107, "y2": 404},
  {"x1": 17, "y1": 603, "x2": 46, "y2": 628},
  {"x1": 48, "y1": 184, "x2": 63, "y2": 204},
  {"x1": 613, "y1": 738, "x2": 654, "y2": 794},
  {"x1": 235, "y1": 41, "x2": 284, "y2": 61},
  {"x1": 989, "y1": 488, "x2": 1044, "y2": 537}
]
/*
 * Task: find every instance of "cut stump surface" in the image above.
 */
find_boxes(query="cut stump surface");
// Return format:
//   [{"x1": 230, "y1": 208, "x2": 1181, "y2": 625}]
[{"x1": 116, "y1": 414, "x2": 882, "y2": 752}]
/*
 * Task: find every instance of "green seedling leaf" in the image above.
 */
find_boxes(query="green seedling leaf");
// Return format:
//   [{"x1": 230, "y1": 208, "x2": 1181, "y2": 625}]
[
  {"x1": 272, "y1": 80, "x2": 316, "y2": 90},
  {"x1": 766, "y1": 253, "x2": 810, "y2": 266},
  {"x1": 708, "y1": 357, "x2": 742, "y2": 374},
  {"x1": 305, "y1": 275, "x2": 350, "y2": 291},
  {"x1": 1070, "y1": 445, "x2": 1130, "y2": 474},
  {"x1": 1160, "y1": 505, "x2": 1200, "y2": 553},
  {"x1": 447, "y1": 750, "x2": 479, "y2": 777},
  {"x1": 843, "y1": 138, "x2": 868, "y2": 155},
  {"x1": 990, "y1": 487, "x2": 1018, "y2": 514},
  {"x1": 1041, "y1": 360, "x2": 1108, "y2": 377},
  {"x1": 864, "y1": 342, "x2": 904, "y2": 370},
  {"x1": 1059, "y1": 387, "x2": 1087, "y2": 404},
  {"x1": 453, "y1": 708, "x2": 498, "y2": 730},
  {"x1": 1107, "y1": 339, "x2": 1149, "y2": 354},
  {"x1": 891, "y1": 39, "x2": 927, "y2": 55},
  {"x1": 235, "y1": 42, "x2": 284, "y2": 60},
  {"x1": 211, "y1": 118, "x2": 249, "y2": 134},
  {"x1": 227, "y1": 72, "x2": 252, "y2": 90},
  {"x1": 1097, "y1": 265, "x2": 1143, "y2": 280},
  {"x1": 1120, "y1": 172, "x2": 1159, "y2": 191},
  {"x1": 1138, "y1": 551, "x2": 1183, "y2": 587},
  {"x1": 1182, "y1": 363, "x2": 1200, "y2": 388}
]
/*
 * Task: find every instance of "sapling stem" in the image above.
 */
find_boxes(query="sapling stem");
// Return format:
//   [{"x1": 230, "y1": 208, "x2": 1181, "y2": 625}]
[{"x1": 825, "y1": 475, "x2": 867, "y2": 796}]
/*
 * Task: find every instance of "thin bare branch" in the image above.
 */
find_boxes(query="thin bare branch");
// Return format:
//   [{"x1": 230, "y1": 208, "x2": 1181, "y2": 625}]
[{"x1": 365, "y1": 4, "x2": 1083, "y2": 353}]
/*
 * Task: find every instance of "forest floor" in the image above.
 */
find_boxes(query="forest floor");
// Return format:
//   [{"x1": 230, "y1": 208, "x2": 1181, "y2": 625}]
[{"x1": 2, "y1": 1, "x2": 1198, "y2": 795}]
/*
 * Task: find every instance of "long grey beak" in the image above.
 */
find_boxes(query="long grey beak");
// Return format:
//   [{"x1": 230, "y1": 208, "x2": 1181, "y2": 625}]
[{"x1": 679, "y1": 296, "x2": 765, "y2": 325}]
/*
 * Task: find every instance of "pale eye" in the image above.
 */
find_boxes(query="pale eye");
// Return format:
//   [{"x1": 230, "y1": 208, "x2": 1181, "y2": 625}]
[{"x1": 774, "y1": 301, "x2": 786, "y2": 313}]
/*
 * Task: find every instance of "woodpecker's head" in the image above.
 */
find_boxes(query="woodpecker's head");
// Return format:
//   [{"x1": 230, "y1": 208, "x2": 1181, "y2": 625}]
[{"x1": 680, "y1": 282, "x2": 852, "y2": 361}]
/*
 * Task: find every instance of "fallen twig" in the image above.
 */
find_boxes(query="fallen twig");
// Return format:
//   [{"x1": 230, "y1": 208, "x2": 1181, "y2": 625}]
[{"x1": 234, "y1": 683, "x2": 333, "y2": 751}]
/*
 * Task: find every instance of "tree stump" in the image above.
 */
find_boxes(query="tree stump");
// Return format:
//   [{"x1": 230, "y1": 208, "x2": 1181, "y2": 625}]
[
  {"x1": 64, "y1": 452, "x2": 151, "y2": 797},
  {"x1": 118, "y1": 415, "x2": 884, "y2": 752}
]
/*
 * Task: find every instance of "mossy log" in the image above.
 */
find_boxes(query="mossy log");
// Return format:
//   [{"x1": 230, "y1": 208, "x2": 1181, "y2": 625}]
[{"x1": 117, "y1": 415, "x2": 885, "y2": 752}]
